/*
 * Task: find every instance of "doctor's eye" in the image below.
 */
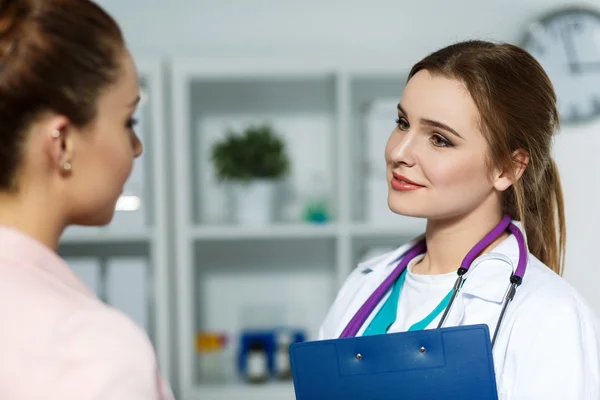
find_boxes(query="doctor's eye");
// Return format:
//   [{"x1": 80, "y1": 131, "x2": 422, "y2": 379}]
[
  {"x1": 395, "y1": 117, "x2": 410, "y2": 131},
  {"x1": 430, "y1": 133, "x2": 453, "y2": 148}
]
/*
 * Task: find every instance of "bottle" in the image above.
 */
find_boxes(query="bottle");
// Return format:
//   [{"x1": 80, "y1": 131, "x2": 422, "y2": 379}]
[
  {"x1": 302, "y1": 172, "x2": 330, "y2": 224},
  {"x1": 196, "y1": 332, "x2": 227, "y2": 383},
  {"x1": 245, "y1": 341, "x2": 269, "y2": 384},
  {"x1": 274, "y1": 331, "x2": 293, "y2": 380}
]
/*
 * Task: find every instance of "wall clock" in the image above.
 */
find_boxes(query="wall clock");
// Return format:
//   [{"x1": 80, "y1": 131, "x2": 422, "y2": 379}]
[{"x1": 521, "y1": 7, "x2": 600, "y2": 125}]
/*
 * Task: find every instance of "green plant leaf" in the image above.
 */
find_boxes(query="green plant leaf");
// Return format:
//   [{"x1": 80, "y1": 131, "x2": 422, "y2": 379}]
[{"x1": 210, "y1": 123, "x2": 290, "y2": 182}]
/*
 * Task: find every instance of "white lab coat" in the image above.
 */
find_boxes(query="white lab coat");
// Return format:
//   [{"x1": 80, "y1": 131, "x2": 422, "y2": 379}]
[{"x1": 318, "y1": 223, "x2": 600, "y2": 399}]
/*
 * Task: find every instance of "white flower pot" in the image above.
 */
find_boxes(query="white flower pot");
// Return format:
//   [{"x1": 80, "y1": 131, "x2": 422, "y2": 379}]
[{"x1": 229, "y1": 179, "x2": 276, "y2": 225}]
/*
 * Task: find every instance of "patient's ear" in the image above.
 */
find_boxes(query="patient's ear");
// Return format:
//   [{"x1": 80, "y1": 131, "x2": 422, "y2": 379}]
[{"x1": 41, "y1": 116, "x2": 75, "y2": 175}]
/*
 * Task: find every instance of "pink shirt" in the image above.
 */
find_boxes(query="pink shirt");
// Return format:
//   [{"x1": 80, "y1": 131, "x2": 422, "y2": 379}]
[{"x1": 0, "y1": 226, "x2": 174, "y2": 399}]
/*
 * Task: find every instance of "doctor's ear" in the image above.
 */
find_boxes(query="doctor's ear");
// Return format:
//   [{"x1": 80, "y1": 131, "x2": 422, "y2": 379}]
[{"x1": 492, "y1": 149, "x2": 529, "y2": 192}]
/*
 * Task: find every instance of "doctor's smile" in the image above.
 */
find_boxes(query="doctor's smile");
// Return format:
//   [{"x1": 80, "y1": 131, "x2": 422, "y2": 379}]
[{"x1": 390, "y1": 172, "x2": 425, "y2": 191}]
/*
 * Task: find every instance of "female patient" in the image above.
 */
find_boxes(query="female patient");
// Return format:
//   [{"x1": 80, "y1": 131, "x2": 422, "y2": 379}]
[
  {"x1": 319, "y1": 40, "x2": 600, "y2": 398},
  {"x1": 0, "y1": 0, "x2": 173, "y2": 398}
]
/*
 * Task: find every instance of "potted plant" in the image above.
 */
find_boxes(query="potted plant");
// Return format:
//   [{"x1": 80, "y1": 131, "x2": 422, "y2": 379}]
[{"x1": 211, "y1": 123, "x2": 290, "y2": 225}]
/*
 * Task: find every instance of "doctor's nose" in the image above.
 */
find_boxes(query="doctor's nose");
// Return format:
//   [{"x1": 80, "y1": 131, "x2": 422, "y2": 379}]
[{"x1": 386, "y1": 132, "x2": 417, "y2": 167}]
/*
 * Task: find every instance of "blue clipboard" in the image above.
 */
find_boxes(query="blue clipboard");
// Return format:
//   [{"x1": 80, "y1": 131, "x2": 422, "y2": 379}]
[{"x1": 289, "y1": 324, "x2": 499, "y2": 399}]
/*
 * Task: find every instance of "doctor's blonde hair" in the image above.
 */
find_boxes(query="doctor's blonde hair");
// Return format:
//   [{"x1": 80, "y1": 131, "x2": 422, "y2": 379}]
[{"x1": 408, "y1": 40, "x2": 566, "y2": 275}]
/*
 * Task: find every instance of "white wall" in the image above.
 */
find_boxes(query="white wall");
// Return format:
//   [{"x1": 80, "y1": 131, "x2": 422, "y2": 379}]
[
  {"x1": 95, "y1": 0, "x2": 600, "y2": 312},
  {"x1": 98, "y1": 0, "x2": 599, "y2": 62},
  {"x1": 555, "y1": 121, "x2": 600, "y2": 315}
]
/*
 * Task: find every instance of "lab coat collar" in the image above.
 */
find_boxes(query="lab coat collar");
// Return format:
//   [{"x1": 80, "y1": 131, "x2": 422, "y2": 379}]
[
  {"x1": 460, "y1": 225, "x2": 522, "y2": 303},
  {"x1": 0, "y1": 225, "x2": 95, "y2": 298},
  {"x1": 364, "y1": 221, "x2": 524, "y2": 304},
  {"x1": 334, "y1": 236, "x2": 423, "y2": 337},
  {"x1": 442, "y1": 231, "x2": 521, "y2": 327}
]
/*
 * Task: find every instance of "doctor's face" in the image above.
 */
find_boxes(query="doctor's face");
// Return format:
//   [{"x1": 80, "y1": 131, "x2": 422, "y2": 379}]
[{"x1": 385, "y1": 69, "x2": 496, "y2": 221}]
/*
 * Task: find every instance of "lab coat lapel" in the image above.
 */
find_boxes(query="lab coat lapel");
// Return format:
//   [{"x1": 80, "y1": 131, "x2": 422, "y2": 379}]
[
  {"x1": 334, "y1": 267, "x2": 390, "y2": 337},
  {"x1": 460, "y1": 233, "x2": 519, "y2": 303},
  {"x1": 442, "y1": 292, "x2": 466, "y2": 328},
  {"x1": 442, "y1": 233, "x2": 520, "y2": 329}
]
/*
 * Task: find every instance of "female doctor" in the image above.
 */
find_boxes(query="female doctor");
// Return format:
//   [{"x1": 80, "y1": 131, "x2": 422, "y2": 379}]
[
  {"x1": 0, "y1": 0, "x2": 172, "y2": 398},
  {"x1": 319, "y1": 40, "x2": 600, "y2": 399}
]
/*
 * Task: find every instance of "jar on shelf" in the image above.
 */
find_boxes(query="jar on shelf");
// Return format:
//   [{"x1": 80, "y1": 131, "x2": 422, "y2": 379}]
[
  {"x1": 196, "y1": 332, "x2": 227, "y2": 383},
  {"x1": 245, "y1": 340, "x2": 270, "y2": 384},
  {"x1": 302, "y1": 172, "x2": 330, "y2": 224},
  {"x1": 274, "y1": 330, "x2": 293, "y2": 380}
]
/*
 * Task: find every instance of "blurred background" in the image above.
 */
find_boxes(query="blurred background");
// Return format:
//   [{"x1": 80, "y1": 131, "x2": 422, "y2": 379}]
[{"x1": 58, "y1": 0, "x2": 600, "y2": 399}]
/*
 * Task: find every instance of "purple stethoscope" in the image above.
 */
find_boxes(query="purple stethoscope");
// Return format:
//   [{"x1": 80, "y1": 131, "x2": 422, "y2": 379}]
[{"x1": 339, "y1": 214, "x2": 528, "y2": 348}]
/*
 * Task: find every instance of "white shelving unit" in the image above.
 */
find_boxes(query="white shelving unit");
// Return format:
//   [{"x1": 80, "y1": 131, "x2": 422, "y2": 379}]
[
  {"x1": 190, "y1": 382, "x2": 295, "y2": 400},
  {"x1": 171, "y1": 59, "x2": 427, "y2": 400},
  {"x1": 58, "y1": 57, "x2": 172, "y2": 382}
]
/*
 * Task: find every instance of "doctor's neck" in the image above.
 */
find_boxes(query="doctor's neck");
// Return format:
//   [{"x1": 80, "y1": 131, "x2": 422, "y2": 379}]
[{"x1": 413, "y1": 207, "x2": 508, "y2": 275}]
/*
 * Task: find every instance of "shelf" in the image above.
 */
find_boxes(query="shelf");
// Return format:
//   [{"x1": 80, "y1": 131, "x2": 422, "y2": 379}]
[
  {"x1": 190, "y1": 382, "x2": 295, "y2": 400},
  {"x1": 187, "y1": 221, "x2": 425, "y2": 242},
  {"x1": 178, "y1": 66, "x2": 338, "y2": 226},
  {"x1": 60, "y1": 227, "x2": 155, "y2": 244},
  {"x1": 171, "y1": 61, "x2": 438, "y2": 397},
  {"x1": 190, "y1": 223, "x2": 337, "y2": 241},
  {"x1": 193, "y1": 238, "x2": 336, "y2": 335},
  {"x1": 172, "y1": 58, "x2": 337, "y2": 80}
]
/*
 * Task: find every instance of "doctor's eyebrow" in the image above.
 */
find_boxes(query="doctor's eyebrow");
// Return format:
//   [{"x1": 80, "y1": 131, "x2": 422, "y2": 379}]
[
  {"x1": 397, "y1": 103, "x2": 409, "y2": 118},
  {"x1": 397, "y1": 102, "x2": 464, "y2": 140}
]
